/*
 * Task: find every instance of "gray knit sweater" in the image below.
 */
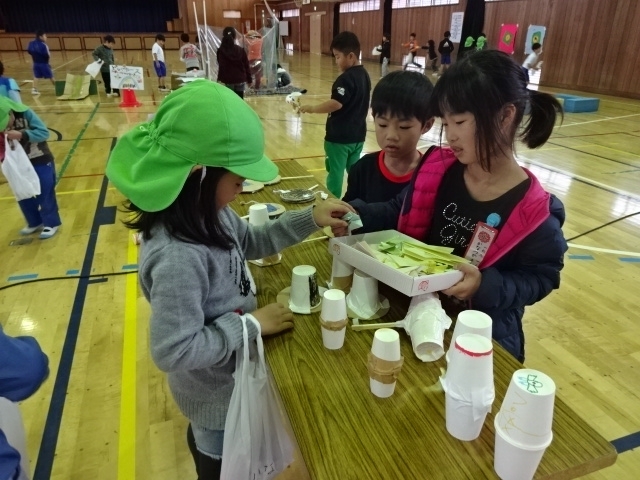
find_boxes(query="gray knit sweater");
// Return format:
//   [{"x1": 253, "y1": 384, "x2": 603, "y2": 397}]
[{"x1": 139, "y1": 206, "x2": 319, "y2": 429}]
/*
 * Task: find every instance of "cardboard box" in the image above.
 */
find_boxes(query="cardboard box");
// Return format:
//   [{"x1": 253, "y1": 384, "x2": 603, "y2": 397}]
[{"x1": 328, "y1": 230, "x2": 463, "y2": 297}]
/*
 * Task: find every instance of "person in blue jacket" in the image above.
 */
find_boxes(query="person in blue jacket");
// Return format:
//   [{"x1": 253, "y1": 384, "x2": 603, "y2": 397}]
[
  {"x1": 0, "y1": 61, "x2": 22, "y2": 103},
  {"x1": 0, "y1": 325, "x2": 49, "y2": 480},
  {"x1": 333, "y1": 50, "x2": 567, "y2": 362},
  {"x1": 26, "y1": 30, "x2": 55, "y2": 96},
  {"x1": 0, "y1": 96, "x2": 62, "y2": 239}
]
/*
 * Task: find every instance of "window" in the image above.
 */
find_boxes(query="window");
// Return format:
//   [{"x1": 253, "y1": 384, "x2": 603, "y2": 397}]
[
  {"x1": 282, "y1": 9, "x2": 300, "y2": 18},
  {"x1": 339, "y1": 1, "x2": 381, "y2": 13},
  {"x1": 222, "y1": 10, "x2": 241, "y2": 19},
  {"x1": 392, "y1": 0, "x2": 459, "y2": 8}
]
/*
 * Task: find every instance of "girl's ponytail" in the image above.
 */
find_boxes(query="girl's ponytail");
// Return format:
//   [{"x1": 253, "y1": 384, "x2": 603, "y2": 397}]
[{"x1": 521, "y1": 90, "x2": 563, "y2": 148}]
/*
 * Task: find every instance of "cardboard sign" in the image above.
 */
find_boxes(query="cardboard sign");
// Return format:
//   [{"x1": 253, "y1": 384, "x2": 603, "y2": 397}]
[{"x1": 109, "y1": 65, "x2": 145, "y2": 91}]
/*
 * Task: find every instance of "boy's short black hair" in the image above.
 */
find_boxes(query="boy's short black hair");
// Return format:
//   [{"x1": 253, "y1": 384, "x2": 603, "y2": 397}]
[
  {"x1": 330, "y1": 31, "x2": 361, "y2": 56},
  {"x1": 444, "y1": 31, "x2": 451, "y2": 37},
  {"x1": 35, "y1": 30, "x2": 45, "y2": 38},
  {"x1": 0, "y1": 61, "x2": 4, "y2": 76},
  {"x1": 156, "y1": 33, "x2": 166, "y2": 41},
  {"x1": 371, "y1": 71, "x2": 434, "y2": 126},
  {"x1": 104, "y1": 35, "x2": 115, "y2": 43},
  {"x1": 410, "y1": 33, "x2": 416, "y2": 37},
  {"x1": 180, "y1": 33, "x2": 190, "y2": 43},
  {"x1": 531, "y1": 42, "x2": 542, "y2": 51}
]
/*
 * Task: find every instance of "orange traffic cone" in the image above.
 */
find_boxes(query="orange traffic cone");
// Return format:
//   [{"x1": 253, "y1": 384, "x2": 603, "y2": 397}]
[{"x1": 119, "y1": 88, "x2": 142, "y2": 107}]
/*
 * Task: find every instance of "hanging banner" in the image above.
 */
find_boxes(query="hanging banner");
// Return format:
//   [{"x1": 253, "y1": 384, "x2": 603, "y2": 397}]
[
  {"x1": 109, "y1": 65, "x2": 145, "y2": 90},
  {"x1": 450, "y1": 12, "x2": 464, "y2": 43},
  {"x1": 525, "y1": 25, "x2": 546, "y2": 54},
  {"x1": 497, "y1": 24, "x2": 519, "y2": 54}
]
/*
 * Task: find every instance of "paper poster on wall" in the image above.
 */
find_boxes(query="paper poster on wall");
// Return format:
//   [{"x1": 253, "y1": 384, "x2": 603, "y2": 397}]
[
  {"x1": 450, "y1": 12, "x2": 464, "y2": 43},
  {"x1": 525, "y1": 25, "x2": 546, "y2": 53},
  {"x1": 497, "y1": 24, "x2": 519, "y2": 54},
  {"x1": 110, "y1": 65, "x2": 145, "y2": 90}
]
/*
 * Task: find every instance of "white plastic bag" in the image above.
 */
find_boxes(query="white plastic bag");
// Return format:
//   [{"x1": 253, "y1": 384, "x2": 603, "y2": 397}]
[
  {"x1": 220, "y1": 315, "x2": 294, "y2": 480},
  {"x1": 1, "y1": 136, "x2": 41, "y2": 201},
  {"x1": 85, "y1": 60, "x2": 103, "y2": 78}
]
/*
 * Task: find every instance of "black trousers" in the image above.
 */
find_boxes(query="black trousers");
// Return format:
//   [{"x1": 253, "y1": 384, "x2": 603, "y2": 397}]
[
  {"x1": 187, "y1": 424, "x2": 222, "y2": 480},
  {"x1": 100, "y1": 70, "x2": 120, "y2": 94}
]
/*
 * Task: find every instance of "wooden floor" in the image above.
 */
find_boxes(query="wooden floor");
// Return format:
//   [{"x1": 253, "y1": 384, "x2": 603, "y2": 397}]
[{"x1": 0, "y1": 48, "x2": 639, "y2": 479}]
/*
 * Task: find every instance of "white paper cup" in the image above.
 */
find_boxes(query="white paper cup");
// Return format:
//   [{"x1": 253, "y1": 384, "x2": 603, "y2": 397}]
[
  {"x1": 290, "y1": 265, "x2": 321, "y2": 311},
  {"x1": 320, "y1": 289, "x2": 347, "y2": 350},
  {"x1": 408, "y1": 315, "x2": 445, "y2": 362},
  {"x1": 248, "y1": 203, "x2": 269, "y2": 226},
  {"x1": 370, "y1": 328, "x2": 401, "y2": 398},
  {"x1": 447, "y1": 310, "x2": 493, "y2": 362},
  {"x1": 494, "y1": 417, "x2": 553, "y2": 480},
  {"x1": 347, "y1": 269, "x2": 381, "y2": 318},
  {"x1": 330, "y1": 257, "x2": 354, "y2": 291},
  {"x1": 445, "y1": 393, "x2": 486, "y2": 441},
  {"x1": 446, "y1": 334, "x2": 493, "y2": 390},
  {"x1": 495, "y1": 369, "x2": 556, "y2": 448}
]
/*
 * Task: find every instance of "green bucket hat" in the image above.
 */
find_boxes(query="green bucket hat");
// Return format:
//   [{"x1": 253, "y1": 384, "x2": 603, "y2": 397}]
[
  {"x1": 106, "y1": 80, "x2": 278, "y2": 212},
  {"x1": 0, "y1": 97, "x2": 29, "y2": 130}
]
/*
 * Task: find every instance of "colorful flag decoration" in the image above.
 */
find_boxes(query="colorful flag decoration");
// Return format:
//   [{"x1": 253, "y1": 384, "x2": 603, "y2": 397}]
[{"x1": 498, "y1": 24, "x2": 519, "y2": 54}]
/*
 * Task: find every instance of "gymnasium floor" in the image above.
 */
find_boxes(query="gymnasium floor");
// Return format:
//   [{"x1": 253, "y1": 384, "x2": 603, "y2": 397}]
[{"x1": 0, "y1": 48, "x2": 639, "y2": 479}]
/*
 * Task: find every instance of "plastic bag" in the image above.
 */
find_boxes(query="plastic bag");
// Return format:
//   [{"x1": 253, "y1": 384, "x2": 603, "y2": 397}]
[
  {"x1": 220, "y1": 315, "x2": 294, "y2": 480},
  {"x1": 85, "y1": 60, "x2": 102, "y2": 78},
  {"x1": 1, "y1": 135, "x2": 41, "y2": 201}
]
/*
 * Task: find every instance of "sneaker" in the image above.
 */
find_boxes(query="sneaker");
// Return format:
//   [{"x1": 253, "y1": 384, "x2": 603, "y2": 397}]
[
  {"x1": 159, "y1": 87, "x2": 171, "y2": 93},
  {"x1": 106, "y1": 93, "x2": 113, "y2": 97},
  {"x1": 20, "y1": 224, "x2": 43, "y2": 235},
  {"x1": 31, "y1": 88, "x2": 40, "y2": 95},
  {"x1": 112, "y1": 92, "x2": 120, "y2": 97},
  {"x1": 39, "y1": 226, "x2": 59, "y2": 239}
]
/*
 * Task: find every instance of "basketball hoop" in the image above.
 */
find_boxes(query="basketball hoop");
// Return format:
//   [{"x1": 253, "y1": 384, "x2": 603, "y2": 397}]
[{"x1": 294, "y1": 0, "x2": 303, "y2": 7}]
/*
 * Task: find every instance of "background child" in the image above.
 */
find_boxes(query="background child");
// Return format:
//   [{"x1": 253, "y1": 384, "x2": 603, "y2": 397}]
[
  {"x1": 299, "y1": 31, "x2": 371, "y2": 198},
  {"x1": 438, "y1": 30, "x2": 455, "y2": 74},
  {"x1": 0, "y1": 96, "x2": 62, "y2": 239},
  {"x1": 92, "y1": 34, "x2": 119, "y2": 97},
  {"x1": 425, "y1": 39, "x2": 438, "y2": 76},
  {"x1": 105, "y1": 81, "x2": 353, "y2": 478},
  {"x1": 216, "y1": 27, "x2": 252, "y2": 99},
  {"x1": 179, "y1": 33, "x2": 201, "y2": 71},
  {"x1": 402, "y1": 33, "x2": 421, "y2": 70},
  {"x1": 0, "y1": 61, "x2": 22, "y2": 103},
  {"x1": 152, "y1": 33, "x2": 169, "y2": 92},
  {"x1": 338, "y1": 50, "x2": 566, "y2": 363},
  {"x1": 376, "y1": 33, "x2": 391, "y2": 77},
  {"x1": 522, "y1": 42, "x2": 542, "y2": 84},
  {"x1": 244, "y1": 30, "x2": 263, "y2": 89},
  {"x1": 27, "y1": 30, "x2": 55, "y2": 95},
  {"x1": 342, "y1": 71, "x2": 434, "y2": 203}
]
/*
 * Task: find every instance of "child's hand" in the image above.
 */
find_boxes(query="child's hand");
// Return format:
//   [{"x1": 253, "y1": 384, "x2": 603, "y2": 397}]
[
  {"x1": 298, "y1": 104, "x2": 313, "y2": 114},
  {"x1": 312, "y1": 198, "x2": 355, "y2": 229},
  {"x1": 252, "y1": 303, "x2": 294, "y2": 336},
  {"x1": 5, "y1": 130, "x2": 22, "y2": 141},
  {"x1": 331, "y1": 223, "x2": 350, "y2": 237},
  {"x1": 441, "y1": 263, "x2": 482, "y2": 300}
]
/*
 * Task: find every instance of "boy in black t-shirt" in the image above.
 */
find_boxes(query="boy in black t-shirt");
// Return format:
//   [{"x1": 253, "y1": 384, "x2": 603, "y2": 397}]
[
  {"x1": 438, "y1": 31, "x2": 455, "y2": 74},
  {"x1": 342, "y1": 71, "x2": 434, "y2": 204},
  {"x1": 299, "y1": 32, "x2": 371, "y2": 197}
]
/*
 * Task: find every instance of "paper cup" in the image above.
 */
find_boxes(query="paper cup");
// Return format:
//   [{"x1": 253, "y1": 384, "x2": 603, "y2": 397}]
[
  {"x1": 290, "y1": 265, "x2": 321, "y2": 311},
  {"x1": 443, "y1": 334, "x2": 494, "y2": 441},
  {"x1": 347, "y1": 269, "x2": 381, "y2": 318},
  {"x1": 370, "y1": 329, "x2": 401, "y2": 398},
  {"x1": 446, "y1": 334, "x2": 493, "y2": 390},
  {"x1": 445, "y1": 393, "x2": 486, "y2": 441},
  {"x1": 330, "y1": 257, "x2": 354, "y2": 292},
  {"x1": 494, "y1": 417, "x2": 553, "y2": 480},
  {"x1": 408, "y1": 315, "x2": 445, "y2": 362},
  {"x1": 447, "y1": 310, "x2": 493, "y2": 362},
  {"x1": 495, "y1": 369, "x2": 556, "y2": 448},
  {"x1": 320, "y1": 289, "x2": 347, "y2": 350},
  {"x1": 248, "y1": 203, "x2": 269, "y2": 226}
]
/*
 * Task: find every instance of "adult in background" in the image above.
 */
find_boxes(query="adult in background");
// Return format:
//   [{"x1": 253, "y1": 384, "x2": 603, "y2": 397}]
[
  {"x1": 216, "y1": 27, "x2": 252, "y2": 99},
  {"x1": 245, "y1": 30, "x2": 263, "y2": 90}
]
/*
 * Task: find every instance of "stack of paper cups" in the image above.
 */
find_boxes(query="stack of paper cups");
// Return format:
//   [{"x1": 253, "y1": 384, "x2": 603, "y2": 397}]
[
  {"x1": 368, "y1": 328, "x2": 404, "y2": 398},
  {"x1": 330, "y1": 257, "x2": 354, "y2": 292},
  {"x1": 319, "y1": 289, "x2": 348, "y2": 350},
  {"x1": 248, "y1": 204, "x2": 279, "y2": 264},
  {"x1": 443, "y1": 333, "x2": 494, "y2": 441},
  {"x1": 446, "y1": 310, "x2": 493, "y2": 362},
  {"x1": 494, "y1": 369, "x2": 556, "y2": 480}
]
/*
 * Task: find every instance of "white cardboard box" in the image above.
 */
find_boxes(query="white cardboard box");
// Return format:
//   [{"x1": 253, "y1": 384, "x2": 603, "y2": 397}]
[{"x1": 328, "y1": 230, "x2": 463, "y2": 297}]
